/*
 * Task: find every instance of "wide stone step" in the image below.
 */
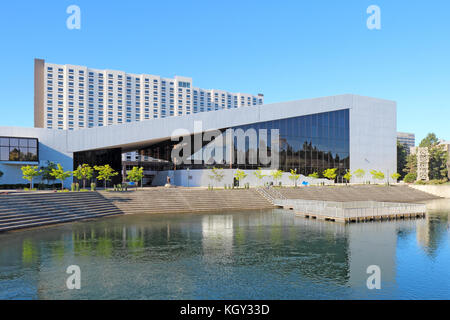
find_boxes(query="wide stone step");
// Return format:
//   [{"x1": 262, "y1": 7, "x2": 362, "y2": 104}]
[
  {"x1": 0, "y1": 207, "x2": 121, "y2": 223},
  {"x1": 0, "y1": 211, "x2": 121, "y2": 232},
  {"x1": 0, "y1": 210, "x2": 121, "y2": 229}
]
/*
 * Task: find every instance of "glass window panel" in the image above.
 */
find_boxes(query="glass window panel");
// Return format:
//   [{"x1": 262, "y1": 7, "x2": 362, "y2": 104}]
[
  {"x1": 333, "y1": 111, "x2": 339, "y2": 128},
  {"x1": 322, "y1": 112, "x2": 329, "y2": 127},
  {"x1": 0, "y1": 138, "x2": 9, "y2": 146},
  {"x1": 277, "y1": 119, "x2": 286, "y2": 136},
  {"x1": 19, "y1": 139, "x2": 28, "y2": 147},
  {"x1": 305, "y1": 150, "x2": 312, "y2": 167},
  {"x1": 344, "y1": 109, "x2": 349, "y2": 129},
  {"x1": 27, "y1": 147, "x2": 38, "y2": 161},
  {"x1": 274, "y1": 119, "x2": 281, "y2": 130},
  {"x1": 28, "y1": 139, "x2": 37, "y2": 148},
  {"x1": 339, "y1": 111, "x2": 345, "y2": 128},
  {"x1": 9, "y1": 147, "x2": 20, "y2": 161},
  {"x1": 300, "y1": 117, "x2": 306, "y2": 137},
  {"x1": 320, "y1": 125, "x2": 328, "y2": 138},
  {"x1": 318, "y1": 113, "x2": 323, "y2": 128},
  {"x1": 0, "y1": 146, "x2": 8, "y2": 160},
  {"x1": 9, "y1": 138, "x2": 19, "y2": 147}
]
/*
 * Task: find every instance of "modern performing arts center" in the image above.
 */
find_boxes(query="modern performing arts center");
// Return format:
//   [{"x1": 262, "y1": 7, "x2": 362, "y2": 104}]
[{"x1": 0, "y1": 94, "x2": 396, "y2": 187}]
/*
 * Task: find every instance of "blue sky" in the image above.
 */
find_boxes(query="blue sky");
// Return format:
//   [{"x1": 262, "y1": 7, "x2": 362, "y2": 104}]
[{"x1": 0, "y1": 0, "x2": 449, "y2": 144}]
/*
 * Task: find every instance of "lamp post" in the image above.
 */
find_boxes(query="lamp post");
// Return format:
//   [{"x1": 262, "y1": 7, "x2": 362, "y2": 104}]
[{"x1": 187, "y1": 168, "x2": 190, "y2": 188}]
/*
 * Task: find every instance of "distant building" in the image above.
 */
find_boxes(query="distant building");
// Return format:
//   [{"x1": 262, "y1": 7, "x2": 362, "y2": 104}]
[
  {"x1": 397, "y1": 132, "x2": 415, "y2": 155},
  {"x1": 411, "y1": 140, "x2": 450, "y2": 181}
]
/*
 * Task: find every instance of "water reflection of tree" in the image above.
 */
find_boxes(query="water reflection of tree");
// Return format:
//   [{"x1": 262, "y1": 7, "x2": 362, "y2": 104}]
[{"x1": 416, "y1": 213, "x2": 449, "y2": 257}]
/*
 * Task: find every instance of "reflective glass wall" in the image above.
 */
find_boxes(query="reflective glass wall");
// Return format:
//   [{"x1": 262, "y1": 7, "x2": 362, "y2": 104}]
[
  {"x1": 232, "y1": 109, "x2": 350, "y2": 177},
  {"x1": 138, "y1": 109, "x2": 350, "y2": 177},
  {"x1": 0, "y1": 137, "x2": 39, "y2": 162}
]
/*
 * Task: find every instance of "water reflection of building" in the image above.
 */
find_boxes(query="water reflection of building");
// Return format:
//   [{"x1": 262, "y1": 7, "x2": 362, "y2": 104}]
[
  {"x1": 201, "y1": 215, "x2": 234, "y2": 261},
  {"x1": 347, "y1": 223, "x2": 397, "y2": 288}
]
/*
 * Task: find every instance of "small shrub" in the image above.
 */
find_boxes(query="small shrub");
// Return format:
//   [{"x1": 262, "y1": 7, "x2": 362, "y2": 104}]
[
  {"x1": 91, "y1": 182, "x2": 96, "y2": 191},
  {"x1": 404, "y1": 172, "x2": 417, "y2": 183}
]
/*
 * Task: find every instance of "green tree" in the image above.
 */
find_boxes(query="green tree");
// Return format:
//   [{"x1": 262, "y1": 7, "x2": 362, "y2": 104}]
[
  {"x1": 234, "y1": 169, "x2": 248, "y2": 188},
  {"x1": 50, "y1": 164, "x2": 72, "y2": 190},
  {"x1": 208, "y1": 167, "x2": 225, "y2": 189},
  {"x1": 428, "y1": 145, "x2": 448, "y2": 180},
  {"x1": 323, "y1": 168, "x2": 338, "y2": 181},
  {"x1": 419, "y1": 133, "x2": 439, "y2": 147},
  {"x1": 391, "y1": 172, "x2": 401, "y2": 182},
  {"x1": 404, "y1": 153, "x2": 417, "y2": 176},
  {"x1": 370, "y1": 170, "x2": 385, "y2": 184},
  {"x1": 288, "y1": 169, "x2": 300, "y2": 187},
  {"x1": 353, "y1": 169, "x2": 365, "y2": 183},
  {"x1": 127, "y1": 166, "x2": 144, "y2": 190},
  {"x1": 253, "y1": 168, "x2": 266, "y2": 186},
  {"x1": 308, "y1": 172, "x2": 319, "y2": 179},
  {"x1": 21, "y1": 165, "x2": 41, "y2": 189},
  {"x1": 270, "y1": 169, "x2": 283, "y2": 186},
  {"x1": 343, "y1": 170, "x2": 352, "y2": 185},
  {"x1": 94, "y1": 165, "x2": 119, "y2": 189},
  {"x1": 40, "y1": 162, "x2": 57, "y2": 186},
  {"x1": 397, "y1": 142, "x2": 408, "y2": 179},
  {"x1": 73, "y1": 164, "x2": 94, "y2": 189}
]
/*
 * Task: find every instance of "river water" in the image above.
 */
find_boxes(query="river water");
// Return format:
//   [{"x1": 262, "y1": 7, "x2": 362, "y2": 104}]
[{"x1": 0, "y1": 199, "x2": 449, "y2": 299}]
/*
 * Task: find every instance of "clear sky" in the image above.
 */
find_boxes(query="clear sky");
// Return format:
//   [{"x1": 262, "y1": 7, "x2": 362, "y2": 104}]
[{"x1": 0, "y1": 0, "x2": 449, "y2": 144}]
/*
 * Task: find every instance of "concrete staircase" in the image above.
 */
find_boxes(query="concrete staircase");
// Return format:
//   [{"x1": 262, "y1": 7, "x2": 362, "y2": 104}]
[
  {"x1": 0, "y1": 192, "x2": 123, "y2": 233},
  {"x1": 275, "y1": 185, "x2": 440, "y2": 203},
  {"x1": 101, "y1": 188, "x2": 275, "y2": 214}
]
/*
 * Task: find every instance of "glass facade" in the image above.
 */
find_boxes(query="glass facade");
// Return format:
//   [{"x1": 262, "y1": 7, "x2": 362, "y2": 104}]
[
  {"x1": 234, "y1": 109, "x2": 350, "y2": 177},
  {"x1": 74, "y1": 148, "x2": 123, "y2": 186},
  {"x1": 0, "y1": 137, "x2": 39, "y2": 162},
  {"x1": 139, "y1": 109, "x2": 350, "y2": 178}
]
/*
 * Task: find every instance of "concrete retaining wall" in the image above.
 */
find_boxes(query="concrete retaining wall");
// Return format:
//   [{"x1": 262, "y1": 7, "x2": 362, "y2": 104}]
[
  {"x1": 151, "y1": 169, "x2": 333, "y2": 188},
  {"x1": 409, "y1": 185, "x2": 450, "y2": 198}
]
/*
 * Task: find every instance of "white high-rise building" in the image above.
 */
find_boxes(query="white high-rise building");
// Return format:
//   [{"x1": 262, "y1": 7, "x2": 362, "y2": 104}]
[{"x1": 34, "y1": 59, "x2": 264, "y2": 161}]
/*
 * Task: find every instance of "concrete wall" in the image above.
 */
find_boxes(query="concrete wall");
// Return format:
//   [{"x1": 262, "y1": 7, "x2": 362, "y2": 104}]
[
  {"x1": 349, "y1": 95, "x2": 397, "y2": 184},
  {"x1": 409, "y1": 185, "x2": 450, "y2": 198},
  {"x1": 151, "y1": 169, "x2": 333, "y2": 187},
  {"x1": 0, "y1": 127, "x2": 73, "y2": 188}
]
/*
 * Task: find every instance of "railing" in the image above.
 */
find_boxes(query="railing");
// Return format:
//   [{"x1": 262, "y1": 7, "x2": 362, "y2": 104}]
[{"x1": 274, "y1": 199, "x2": 426, "y2": 219}]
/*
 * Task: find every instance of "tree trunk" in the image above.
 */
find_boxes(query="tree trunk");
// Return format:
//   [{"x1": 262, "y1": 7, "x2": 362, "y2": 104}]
[
  {"x1": 83, "y1": 179, "x2": 86, "y2": 190},
  {"x1": 61, "y1": 180, "x2": 64, "y2": 190}
]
